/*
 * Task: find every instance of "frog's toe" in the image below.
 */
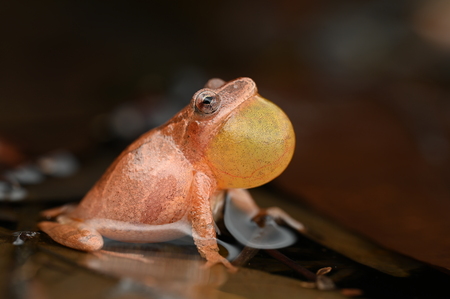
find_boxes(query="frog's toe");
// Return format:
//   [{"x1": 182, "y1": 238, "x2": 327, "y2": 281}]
[
  {"x1": 40, "y1": 204, "x2": 77, "y2": 219},
  {"x1": 203, "y1": 255, "x2": 238, "y2": 273},
  {"x1": 38, "y1": 221, "x2": 103, "y2": 252}
]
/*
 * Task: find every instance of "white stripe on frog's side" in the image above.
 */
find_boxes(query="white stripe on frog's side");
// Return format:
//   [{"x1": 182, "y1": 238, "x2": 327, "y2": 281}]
[{"x1": 84, "y1": 217, "x2": 192, "y2": 243}]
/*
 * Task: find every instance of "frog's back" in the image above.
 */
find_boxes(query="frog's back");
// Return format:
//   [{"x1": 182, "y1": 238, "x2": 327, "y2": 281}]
[{"x1": 72, "y1": 130, "x2": 194, "y2": 225}]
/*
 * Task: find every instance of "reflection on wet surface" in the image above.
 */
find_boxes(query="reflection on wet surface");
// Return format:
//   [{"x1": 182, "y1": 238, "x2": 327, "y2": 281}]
[{"x1": 81, "y1": 241, "x2": 228, "y2": 299}]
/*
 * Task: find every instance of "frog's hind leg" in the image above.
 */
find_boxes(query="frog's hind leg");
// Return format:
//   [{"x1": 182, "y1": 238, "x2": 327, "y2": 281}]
[
  {"x1": 38, "y1": 217, "x2": 103, "y2": 252},
  {"x1": 228, "y1": 188, "x2": 306, "y2": 233}
]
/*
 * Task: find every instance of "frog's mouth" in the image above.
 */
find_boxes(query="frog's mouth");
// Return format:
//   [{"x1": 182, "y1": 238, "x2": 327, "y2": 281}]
[{"x1": 205, "y1": 95, "x2": 295, "y2": 189}]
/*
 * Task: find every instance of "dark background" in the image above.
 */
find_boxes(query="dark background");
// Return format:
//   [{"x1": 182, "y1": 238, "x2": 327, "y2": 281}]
[
  {"x1": 1, "y1": 0, "x2": 450, "y2": 283},
  {"x1": 2, "y1": 0, "x2": 448, "y2": 154}
]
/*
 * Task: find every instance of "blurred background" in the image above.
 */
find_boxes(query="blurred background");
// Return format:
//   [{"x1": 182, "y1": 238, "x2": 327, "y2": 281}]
[{"x1": 1, "y1": 0, "x2": 450, "y2": 275}]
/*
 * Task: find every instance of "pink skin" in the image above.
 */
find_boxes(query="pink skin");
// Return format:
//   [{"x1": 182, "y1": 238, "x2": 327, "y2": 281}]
[{"x1": 38, "y1": 78, "x2": 303, "y2": 271}]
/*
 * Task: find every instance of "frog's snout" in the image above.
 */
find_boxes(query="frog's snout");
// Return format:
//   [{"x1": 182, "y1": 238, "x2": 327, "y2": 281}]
[{"x1": 206, "y1": 95, "x2": 295, "y2": 189}]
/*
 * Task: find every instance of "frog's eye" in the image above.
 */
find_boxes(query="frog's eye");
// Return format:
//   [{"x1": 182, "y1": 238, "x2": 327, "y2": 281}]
[{"x1": 194, "y1": 90, "x2": 221, "y2": 114}]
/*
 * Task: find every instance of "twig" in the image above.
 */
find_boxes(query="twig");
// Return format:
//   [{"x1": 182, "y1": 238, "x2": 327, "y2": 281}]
[{"x1": 264, "y1": 249, "x2": 317, "y2": 281}]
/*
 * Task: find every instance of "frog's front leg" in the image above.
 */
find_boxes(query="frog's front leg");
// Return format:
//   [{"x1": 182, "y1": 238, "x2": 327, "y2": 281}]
[
  {"x1": 189, "y1": 172, "x2": 237, "y2": 272},
  {"x1": 228, "y1": 188, "x2": 306, "y2": 233},
  {"x1": 38, "y1": 216, "x2": 103, "y2": 251}
]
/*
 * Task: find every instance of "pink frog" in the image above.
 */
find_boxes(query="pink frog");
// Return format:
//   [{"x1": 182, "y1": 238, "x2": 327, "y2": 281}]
[{"x1": 38, "y1": 78, "x2": 302, "y2": 271}]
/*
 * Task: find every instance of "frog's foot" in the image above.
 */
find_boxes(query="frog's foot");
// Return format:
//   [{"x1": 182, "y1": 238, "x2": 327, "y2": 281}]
[
  {"x1": 193, "y1": 235, "x2": 238, "y2": 272},
  {"x1": 38, "y1": 220, "x2": 103, "y2": 252},
  {"x1": 40, "y1": 204, "x2": 77, "y2": 219},
  {"x1": 204, "y1": 78, "x2": 226, "y2": 89},
  {"x1": 227, "y1": 189, "x2": 306, "y2": 233},
  {"x1": 203, "y1": 251, "x2": 238, "y2": 273},
  {"x1": 253, "y1": 207, "x2": 306, "y2": 233}
]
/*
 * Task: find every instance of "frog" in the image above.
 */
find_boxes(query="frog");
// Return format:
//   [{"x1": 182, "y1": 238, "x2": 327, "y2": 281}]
[{"x1": 38, "y1": 77, "x2": 302, "y2": 271}]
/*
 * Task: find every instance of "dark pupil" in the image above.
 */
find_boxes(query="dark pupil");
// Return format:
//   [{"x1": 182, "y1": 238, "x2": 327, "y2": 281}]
[{"x1": 203, "y1": 96, "x2": 213, "y2": 105}]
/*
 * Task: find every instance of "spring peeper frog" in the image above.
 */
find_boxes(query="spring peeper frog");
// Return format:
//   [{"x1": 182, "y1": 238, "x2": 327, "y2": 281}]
[{"x1": 38, "y1": 77, "x2": 301, "y2": 271}]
